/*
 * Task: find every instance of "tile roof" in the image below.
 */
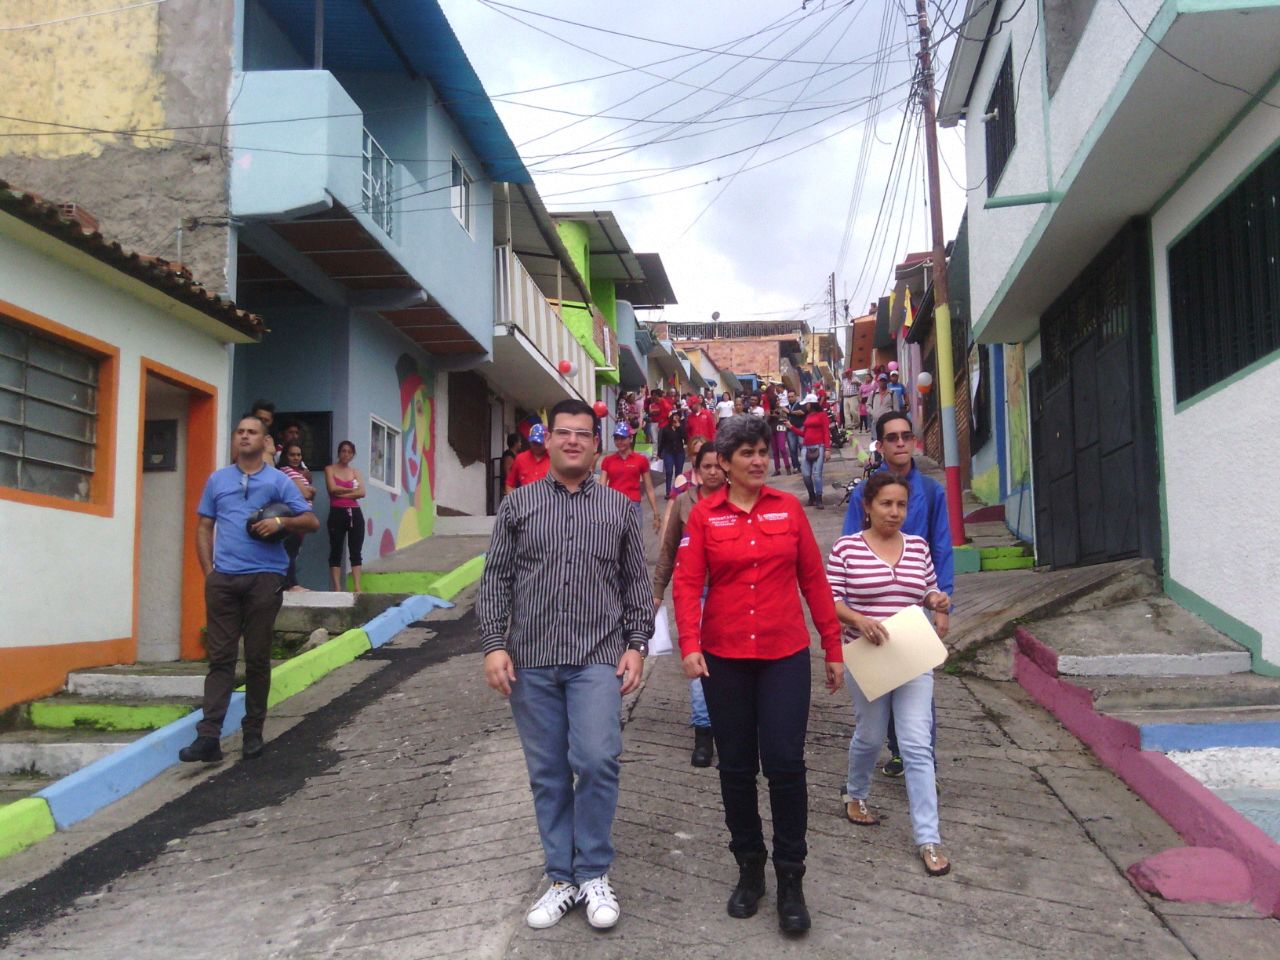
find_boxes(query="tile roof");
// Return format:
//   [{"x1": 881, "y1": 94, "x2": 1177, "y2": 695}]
[{"x1": 0, "y1": 180, "x2": 265, "y2": 341}]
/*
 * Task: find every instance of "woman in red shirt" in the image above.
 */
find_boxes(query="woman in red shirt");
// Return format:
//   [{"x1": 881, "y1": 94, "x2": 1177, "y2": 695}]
[
  {"x1": 789, "y1": 394, "x2": 831, "y2": 509},
  {"x1": 673, "y1": 415, "x2": 843, "y2": 935}
]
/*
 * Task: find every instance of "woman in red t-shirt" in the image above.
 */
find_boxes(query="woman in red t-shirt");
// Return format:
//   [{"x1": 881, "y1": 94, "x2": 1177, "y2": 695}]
[{"x1": 789, "y1": 395, "x2": 831, "y2": 509}]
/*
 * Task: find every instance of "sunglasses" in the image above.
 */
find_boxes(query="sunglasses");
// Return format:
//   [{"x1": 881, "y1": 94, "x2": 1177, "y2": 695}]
[{"x1": 882, "y1": 431, "x2": 915, "y2": 444}]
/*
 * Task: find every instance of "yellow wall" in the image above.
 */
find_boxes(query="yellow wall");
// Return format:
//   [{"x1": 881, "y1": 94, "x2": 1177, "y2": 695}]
[{"x1": 0, "y1": 1, "x2": 169, "y2": 159}]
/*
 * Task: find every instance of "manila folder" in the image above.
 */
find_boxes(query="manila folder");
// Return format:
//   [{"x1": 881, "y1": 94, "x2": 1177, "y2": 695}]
[{"x1": 841, "y1": 605, "x2": 947, "y2": 702}]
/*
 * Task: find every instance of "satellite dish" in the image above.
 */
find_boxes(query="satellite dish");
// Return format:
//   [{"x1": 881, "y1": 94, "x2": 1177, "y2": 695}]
[{"x1": 711, "y1": 311, "x2": 720, "y2": 321}]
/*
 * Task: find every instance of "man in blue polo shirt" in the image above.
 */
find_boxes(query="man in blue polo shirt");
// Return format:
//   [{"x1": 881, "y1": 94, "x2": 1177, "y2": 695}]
[
  {"x1": 179, "y1": 415, "x2": 318, "y2": 763},
  {"x1": 842, "y1": 410, "x2": 953, "y2": 776}
]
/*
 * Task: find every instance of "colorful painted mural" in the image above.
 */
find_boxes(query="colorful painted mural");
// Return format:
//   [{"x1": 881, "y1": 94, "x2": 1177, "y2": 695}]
[
  {"x1": 376, "y1": 354, "x2": 436, "y2": 556},
  {"x1": 1005, "y1": 343, "x2": 1030, "y2": 487}
]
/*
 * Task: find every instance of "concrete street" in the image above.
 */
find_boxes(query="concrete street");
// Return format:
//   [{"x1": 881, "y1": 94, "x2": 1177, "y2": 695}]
[{"x1": 1, "y1": 457, "x2": 1275, "y2": 958}]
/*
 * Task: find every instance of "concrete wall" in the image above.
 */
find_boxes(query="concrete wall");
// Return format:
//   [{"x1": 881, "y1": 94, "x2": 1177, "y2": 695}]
[
  {"x1": 961, "y1": 0, "x2": 1164, "y2": 328},
  {"x1": 0, "y1": 0, "x2": 236, "y2": 292},
  {"x1": 0, "y1": 216, "x2": 232, "y2": 670},
  {"x1": 136, "y1": 379, "x2": 189, "y2": 661},
  {"x1": 1151, "y1": 99, "x2": 1280, "y2": 669}
]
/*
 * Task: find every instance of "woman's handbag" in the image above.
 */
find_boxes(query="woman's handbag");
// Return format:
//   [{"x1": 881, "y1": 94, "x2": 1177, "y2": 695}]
[{"x1": 805, "y1": 446, "x2": 821, "y2": 463}]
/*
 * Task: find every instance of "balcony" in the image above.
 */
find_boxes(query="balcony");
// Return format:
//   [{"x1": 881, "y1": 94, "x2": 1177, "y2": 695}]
[
  {"x1": 230, "y1": 70, "x2": 491, "y2": 355},
  {"x1": 484, "y1": 245, "x2": 594, "y2": 407}
]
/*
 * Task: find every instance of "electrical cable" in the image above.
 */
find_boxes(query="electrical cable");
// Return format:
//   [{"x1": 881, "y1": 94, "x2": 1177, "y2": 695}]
[{"x1": 0, "y1": 0, "x2": 169, "y2": 31}]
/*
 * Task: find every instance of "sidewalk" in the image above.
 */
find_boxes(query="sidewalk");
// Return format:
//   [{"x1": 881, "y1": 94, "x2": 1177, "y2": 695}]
[{"x1": 1, "y1": 465, "x2": 1275, "y2": 957}]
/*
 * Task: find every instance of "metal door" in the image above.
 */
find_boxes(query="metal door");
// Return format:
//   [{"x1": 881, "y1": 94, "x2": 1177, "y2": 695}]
[{"x1": 1029, "y1": 221, "x2": 1161, "y2": 570}]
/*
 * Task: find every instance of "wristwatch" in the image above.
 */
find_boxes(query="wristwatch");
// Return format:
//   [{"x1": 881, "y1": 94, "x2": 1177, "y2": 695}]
[{"x1": 626, "y1": 640, "x2": 649, "y2": 659}]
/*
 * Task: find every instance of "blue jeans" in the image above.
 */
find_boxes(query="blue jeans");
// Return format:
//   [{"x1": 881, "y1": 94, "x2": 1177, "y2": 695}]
[
  {"x1": 689, "y1": 678, "x2": 709, "y2": 728},
  {"x1": 800, "y1": 445, "x2": 826, "y2": 498},
  {"x1": 508, "y1": 664, "x2": 623, "y2": 884},
  {"x1": 662, "y1": 451, "x2": 685, "y2": 496},
  {"x1": 844, "y1": 670, "x2": 940, "y2": 846}
]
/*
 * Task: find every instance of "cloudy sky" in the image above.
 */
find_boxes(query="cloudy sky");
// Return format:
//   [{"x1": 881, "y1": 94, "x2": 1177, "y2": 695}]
[{"x1": 438, "y1": 0, "x2": 969, "y2": 330}]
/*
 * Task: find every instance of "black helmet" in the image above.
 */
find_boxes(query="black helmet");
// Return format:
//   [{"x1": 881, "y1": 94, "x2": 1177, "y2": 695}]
[{"x1": 246, "y1": 501, "x2": 295, "y2": 542}]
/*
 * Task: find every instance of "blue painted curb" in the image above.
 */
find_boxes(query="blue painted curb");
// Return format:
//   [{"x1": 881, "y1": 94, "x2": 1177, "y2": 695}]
[
  {"x1": 1142, "y1": 721, "x2": 1280, "y2": 753},
  {"x1": 25, "y1": 592, "x2": 455, "y2": 836},
  {"x1": 36, "y1": 694, "x2": 246, "y2": 830}
]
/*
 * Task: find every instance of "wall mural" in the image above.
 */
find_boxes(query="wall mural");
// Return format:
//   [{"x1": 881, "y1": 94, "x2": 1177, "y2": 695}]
[{"x1": 375, "y1": 354, "x2": 436, "y2": 557}]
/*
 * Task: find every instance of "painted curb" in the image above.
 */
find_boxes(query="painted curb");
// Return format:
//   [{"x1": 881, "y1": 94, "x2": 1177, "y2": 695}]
[
  {"x1": 355, "y1": 571, "x2": 441, "y2": 594},
  {"x1": 264, "y1": 629, "x2": 371, "y2": 708},
  {"x1": 1015, "y1": 625, "x2": 1060, "y2": 678},
  {"x1": 3, "y1": 554, "x2": 481, "y2": 859},
  {"x1": 0, "y1": 797, "x2": 56, "y2": 859},
  {"x1": 1014, "y1": 641, "x2": 1280, "y2": 917},
  {"x1": 953, "y1": 546, "x2": 982, "y2": 575},
  {"x1": 36, "y1": 695, "x2": 246, "y2": 830},
  {"x1": 430, "y1": 553, "x2": 486, "y2": 600}
]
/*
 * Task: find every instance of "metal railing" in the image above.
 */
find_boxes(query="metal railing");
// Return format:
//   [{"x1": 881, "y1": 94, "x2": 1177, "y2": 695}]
[{"x1": 361, "y1": 128, "x2": 394, "y2": 238}]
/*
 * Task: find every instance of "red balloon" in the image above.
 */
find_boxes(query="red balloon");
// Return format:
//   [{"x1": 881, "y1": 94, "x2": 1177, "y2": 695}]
[
  {"x1": 593, "y1": 401, "x2": 609, "y2": 418},
  {"x1": 558, "y1": 359, "x2": 577, "y2": 376}
]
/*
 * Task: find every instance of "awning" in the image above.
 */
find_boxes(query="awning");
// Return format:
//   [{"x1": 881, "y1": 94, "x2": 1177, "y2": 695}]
[{"x1": 550, "y1": 211, "x2": 678, "y2": 306}]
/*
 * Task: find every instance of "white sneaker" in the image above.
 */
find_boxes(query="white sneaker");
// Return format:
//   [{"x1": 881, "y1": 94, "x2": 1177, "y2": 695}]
[
  {"x1": 526, "y1": 881, "x2": 578, "y2": 929},
  {"x1": 577, "y1": 874, "x2": 620, "y2": 929}
]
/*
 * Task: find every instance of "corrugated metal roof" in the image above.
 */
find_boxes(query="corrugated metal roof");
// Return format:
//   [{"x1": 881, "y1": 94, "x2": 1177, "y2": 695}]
[{"x1": 257, "y1": 0, "x2": 530, "y2": 183}]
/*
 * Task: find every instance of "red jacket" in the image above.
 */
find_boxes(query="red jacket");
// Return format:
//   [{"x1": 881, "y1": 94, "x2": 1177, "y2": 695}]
[
  {"x1": 506, "y1": 449, "x2": 550, "y2": 488},
  {"x1": 685, "y1": 408, "x2": 716, "y2": 442},
  {"x1": 672, "y1": 485, "x2": 842, "y2": 663},
  {"x1": 790, "y1": 411, "x2": 830, "y2": 447}
]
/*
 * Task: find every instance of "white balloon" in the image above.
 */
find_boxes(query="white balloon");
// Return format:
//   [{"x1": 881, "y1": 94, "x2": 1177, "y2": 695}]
[{"x1": 916, "y1": 372, "x2": 933, "y2": 388}]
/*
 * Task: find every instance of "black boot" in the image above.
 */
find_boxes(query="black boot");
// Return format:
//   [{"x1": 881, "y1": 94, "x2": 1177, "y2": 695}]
[
  {"x1": 775, "y1": 861, "x2": 811, "y2": 934},
  {"x1": 802, "y1": 477, "x2": 816, "y2": 506},
  {"x1": 727, "y1": 850, "x2": 768, "y2": 918},
  {"x1": 691, "y1": 726, "x2": 714, "y2": 767}
]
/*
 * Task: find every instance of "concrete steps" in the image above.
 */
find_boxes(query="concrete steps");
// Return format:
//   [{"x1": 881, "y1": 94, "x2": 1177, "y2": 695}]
[
  {"x1": 0, "y1": 729, "x2": 147, "y2": 778},
  {"x1": 26, "y1": 695, "x2": 197, "y2": 732},
  {"x1": 1027, "y1": 597, "x2": 1252, "y2": 678},
  {"x1": 0, "y1": 773, "x2": 54, "y2": 806},
  {"x1": 67, "y1": 663, "x2": 208, "y2": 700}
]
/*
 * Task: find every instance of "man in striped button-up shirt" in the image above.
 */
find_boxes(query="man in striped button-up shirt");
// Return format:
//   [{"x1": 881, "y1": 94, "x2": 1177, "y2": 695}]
[{"x1": 477, "y1": 398, "x2": 653, "y2": 933}]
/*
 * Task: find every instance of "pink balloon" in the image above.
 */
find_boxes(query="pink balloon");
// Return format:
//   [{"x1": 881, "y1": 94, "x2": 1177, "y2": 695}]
[{"x1": 887, "y1": 361, "x2": 899, "y2": 372}]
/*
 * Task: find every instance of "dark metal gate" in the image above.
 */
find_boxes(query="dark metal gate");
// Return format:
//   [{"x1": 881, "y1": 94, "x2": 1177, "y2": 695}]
[{"x1": 1029, "y1": 221, "x2": 1161, "y2": 570}]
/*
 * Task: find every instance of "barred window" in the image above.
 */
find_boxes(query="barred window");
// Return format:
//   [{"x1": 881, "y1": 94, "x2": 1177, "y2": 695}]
[
  {"x1": 985, "y1": 50, "x2": 1016, "y2": 197},
  {"x1": 0, "y1": 316, "x2": 100, "y2": 502},
  {"x1": 1169, "y1": 144, "x2": 1280, "y2": 403}
]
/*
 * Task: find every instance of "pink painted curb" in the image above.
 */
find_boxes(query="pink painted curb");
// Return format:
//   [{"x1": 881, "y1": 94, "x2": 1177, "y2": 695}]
[
  {"x1": 1128, "y1": 847, "x2": 1253, "y2": 904},
  {"x1": 1015, "y1": 625, "x2": 1060, "y2": 678},
  {"x1": 1013, "y1": 645, "x2": 1280, "y2": 917}
]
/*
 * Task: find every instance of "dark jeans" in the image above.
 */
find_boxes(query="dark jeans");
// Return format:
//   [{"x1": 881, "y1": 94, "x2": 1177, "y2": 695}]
[
  {"x1": 327, "y1": 506, "x2": 365, "y2": 567},
  {"x1": 662, "y1": 452, "x2": 685, "y2": 497},
  {"x1": 282, "y1": 534, "x2": 302, "y2": 588},
  {"x1": 702, "y1": 649, "x2": 811, "y2": 865},
  {"x1": 785, "y1": 430, "x2": 801, "y2": 471},
  {"x1": 198, "y1": 571, "x2": 286, "y2": 738},
  {"x1": 886, "y1": 700, "x2": 939, "y2": 766}
]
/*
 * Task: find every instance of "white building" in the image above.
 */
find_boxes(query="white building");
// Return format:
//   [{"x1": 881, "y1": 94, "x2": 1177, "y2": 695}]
[
  {"x1": 0, "y1": 183, "x2": 261, "y2": 711},
  {"x1": 940, "y1": 0, "x2": 1280, "y2": 669}
]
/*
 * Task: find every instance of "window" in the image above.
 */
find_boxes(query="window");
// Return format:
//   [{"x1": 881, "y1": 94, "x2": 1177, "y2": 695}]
[
  {"x1": 984, "y1": 49, "x2": 1016, "y2": 196},
  {"x1": 451, "y1": 155, "x2": 473, "y2": 233},
  {"x1": 368, "y1": 415, "x2": 401, "y2": 490},
  {"x1": 1169, "y1": 144, "x2": 1280, "y2": 403},
  {"x1": 0, "y1": 315, "x2": 104, "y2": 503}
]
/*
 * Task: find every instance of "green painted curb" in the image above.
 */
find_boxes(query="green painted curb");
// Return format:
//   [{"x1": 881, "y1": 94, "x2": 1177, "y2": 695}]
[
  {"x1": 0, "y1": 798, "x2": 56, "y2": 860},
  {"x1": 954, "y1": 546, "x2": 982, "y2": 575},
  {"x1": 981, "y1": 555, "x2": 1036, "y2": 571},
  {"x1": 355, "y1": 571, "x2": 442, "y2": 594},
  {"x1": 251, "y1": 628, "x2": 372, "y2": 708},
  {"x1": 431, "y1": 554, "x2": 486, "y2": 600},
  {"x1": 979, "y1": 545, "x2": 1031, "y2": 559},
  {"x1": 30, "y1": 701, "x2": 193, "y2": 732}
]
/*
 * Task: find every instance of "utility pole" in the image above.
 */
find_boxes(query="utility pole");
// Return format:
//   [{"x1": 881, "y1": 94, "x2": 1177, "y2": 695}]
[
  {"x1": 827, "y1": 271, "x2": 837, "y2": 369},
  {"x1": 914, "y1": 0, "x2": 967, "y2": 547}
]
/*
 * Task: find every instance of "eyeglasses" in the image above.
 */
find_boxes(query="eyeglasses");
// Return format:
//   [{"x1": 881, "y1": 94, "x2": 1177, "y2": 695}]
[
  {"x1": 551, "y1": 427, "x2": 595, "y2": 442},
  {"x1": 882, "y1": 431, "x2": 914, "y2": 444}
]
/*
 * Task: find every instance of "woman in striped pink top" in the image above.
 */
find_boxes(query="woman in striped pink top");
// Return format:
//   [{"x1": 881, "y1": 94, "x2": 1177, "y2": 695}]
[{"x1": 825, "y1": 472, "x2": 953, "y2": 877}]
